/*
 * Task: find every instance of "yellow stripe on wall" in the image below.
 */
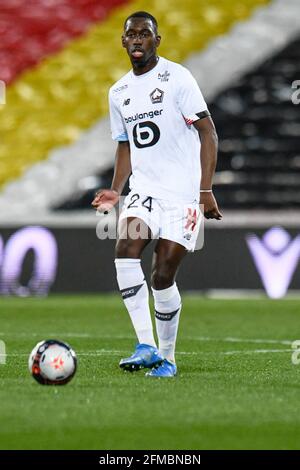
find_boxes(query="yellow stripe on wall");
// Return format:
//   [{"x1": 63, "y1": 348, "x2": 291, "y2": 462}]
[{"x1": 0, "y1": 0, "x2": 270, "y2": 187}]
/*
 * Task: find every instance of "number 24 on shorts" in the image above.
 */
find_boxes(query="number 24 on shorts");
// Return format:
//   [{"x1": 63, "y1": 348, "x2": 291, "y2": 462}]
[{"x1": 127, "y1": 193, "x2": 153, "y2": 212}]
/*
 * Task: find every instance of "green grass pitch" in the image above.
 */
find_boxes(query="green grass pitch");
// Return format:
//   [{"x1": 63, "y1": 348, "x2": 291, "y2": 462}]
[{"x1": 0, "y1": 295, "x2": 299, "y2": 450}]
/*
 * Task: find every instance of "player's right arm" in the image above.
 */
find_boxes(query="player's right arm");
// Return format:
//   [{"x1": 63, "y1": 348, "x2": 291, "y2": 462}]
[{"x1": 91, "y1": 141, "x2": 131, "y2": 211}]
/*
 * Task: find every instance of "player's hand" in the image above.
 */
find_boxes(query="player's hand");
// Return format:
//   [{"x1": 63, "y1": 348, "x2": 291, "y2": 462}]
[
  {"x1": 200, "y1": 192, "x2": 222, "y2": 220},
  {"x1": 91, "y1": 189, "x2": 119, "y2": 213}
]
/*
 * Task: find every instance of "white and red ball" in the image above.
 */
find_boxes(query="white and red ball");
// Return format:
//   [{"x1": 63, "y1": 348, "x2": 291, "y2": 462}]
[{"x1": 28, "y1": 340, "x2": 77, "y2": 385}]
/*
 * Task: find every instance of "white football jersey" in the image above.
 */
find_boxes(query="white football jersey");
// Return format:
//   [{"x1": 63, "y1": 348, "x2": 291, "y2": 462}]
[{"x1": 109, "y1": 56, "x2": 209, "y2": 202}]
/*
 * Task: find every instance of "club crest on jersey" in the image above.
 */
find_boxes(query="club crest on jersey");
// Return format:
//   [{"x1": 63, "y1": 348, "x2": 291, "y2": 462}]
[
  {"x1": 158, "y1": 71, "x2": 170, "y2": 82},
  {"x1": 150, "y1": 88, "x2": 164, "y2": 104}
]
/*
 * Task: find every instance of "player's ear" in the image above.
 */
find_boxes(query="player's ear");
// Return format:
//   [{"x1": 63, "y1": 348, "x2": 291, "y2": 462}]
[
  {"x1": 155, "y1": 35, "x2": 161, "y2": 48},
  {"x1": 121, "y1": 34, "x2": 126, "y2": 48}
]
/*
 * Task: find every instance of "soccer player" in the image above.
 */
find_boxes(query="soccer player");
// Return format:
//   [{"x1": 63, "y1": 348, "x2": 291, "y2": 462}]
[{"x1": 92, "y1": 11, "x2": 222, "y2": 377}]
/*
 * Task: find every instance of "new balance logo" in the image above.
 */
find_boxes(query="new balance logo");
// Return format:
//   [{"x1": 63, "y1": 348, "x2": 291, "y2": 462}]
[
  {"x1": 183, "y1": 233, "x2": 192, "y2": 241},
  {"x1": 123, "y1": 98, "x2": 130, "y2": 106}
]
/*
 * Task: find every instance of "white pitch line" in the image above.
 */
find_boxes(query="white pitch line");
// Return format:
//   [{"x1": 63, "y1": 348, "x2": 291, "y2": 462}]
[
  {"x1": 77, "y1": 349, "x2": 293, "y2": 356},
  {"x1": 188, "y1": 336, "x2": 293, "y2": 346},
  {"x1": 4, "y1": 349, "x2": 292, "y2": 358},
  {"x1": 0, "y1": 332, "x2": 133, "y2": 339},
  {"x1": 223, "y1": 349, "x2": 292, "y2": 355},
  {"x1": 0, "y1": 333, "x2": 294, "y2": 346}
]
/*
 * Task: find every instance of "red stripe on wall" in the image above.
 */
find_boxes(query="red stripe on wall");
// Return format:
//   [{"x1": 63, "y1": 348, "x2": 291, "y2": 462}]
[{"x1": 0, "y1": 0, "x2": 130, "y2": 84}]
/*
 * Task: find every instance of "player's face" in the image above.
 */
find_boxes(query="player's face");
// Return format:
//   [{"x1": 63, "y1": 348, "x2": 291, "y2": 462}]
[{"x1": 122, "y1": 18, "x2": 160, "y2": 68}]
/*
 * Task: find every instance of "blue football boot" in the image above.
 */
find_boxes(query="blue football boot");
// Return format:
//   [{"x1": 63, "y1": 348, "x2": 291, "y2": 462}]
[
  {"x1": 119, "y1": 344, "x2": 164, "y2": 372},
  {"x1": 146, "y1": 359, "x2": 177, "y2": 377}
]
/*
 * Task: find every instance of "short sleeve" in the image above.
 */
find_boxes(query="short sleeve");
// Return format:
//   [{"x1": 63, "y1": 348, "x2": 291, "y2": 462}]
[
  {"x1": 177, "y1": 69, "x2": 210, "y2": 125},
  {"x1": 109, "y1": 89, "x2": 128, "y2": 141}
]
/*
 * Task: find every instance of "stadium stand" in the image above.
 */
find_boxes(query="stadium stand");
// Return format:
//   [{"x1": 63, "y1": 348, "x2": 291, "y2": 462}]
[
  {"x1": 0, "y1": 0, "x2": 274, "y2": 216},
  {"x1": 0, "y1": 0, "x2": 299, "y2": 217},
  {"x1": 0, "y1": 0, "x2": 129, "y2": 85},
  {"x1": 210, "y1": 36, "x2": 300, "y2": 209}
]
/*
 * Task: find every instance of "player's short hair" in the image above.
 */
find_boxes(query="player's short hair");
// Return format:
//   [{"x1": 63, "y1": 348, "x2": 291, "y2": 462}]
[{"x1": 124, "y1": 11, "x2": 158, "y2": 33}]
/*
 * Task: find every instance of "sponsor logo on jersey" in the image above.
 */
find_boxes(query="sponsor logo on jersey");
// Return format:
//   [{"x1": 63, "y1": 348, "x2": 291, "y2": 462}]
[
  {"x1": 158, "y1": 71, "x2": 170, "y2": 82},
  {"x1": 150, "y1": 88, "x2": 164, "y2": 104},
  {"x1": 124, "y1": 109, "x2": 163, "y2": 123},
  {"x1": 112, "y1": 84, "x2": 128, "y2": 93},
  {"x1": 123, "y1": 98, "x2": 130, "y2": 106},
  {"x1": 133, "y1": 122, "x2": 160, "y2": 148}
]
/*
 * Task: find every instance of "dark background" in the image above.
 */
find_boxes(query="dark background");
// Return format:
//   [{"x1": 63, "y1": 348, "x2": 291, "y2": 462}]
[{"x1": 0, "y1": 226, "x2": 299, "y2": 294}]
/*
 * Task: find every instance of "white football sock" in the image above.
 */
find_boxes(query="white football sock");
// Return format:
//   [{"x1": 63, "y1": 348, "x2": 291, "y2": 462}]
[
  {"x1": 152, "y1": 283, "x2": 182, "y2": 363},
  {"x1": 115, "y1": 258, "x2": 156, "y2": 348}
]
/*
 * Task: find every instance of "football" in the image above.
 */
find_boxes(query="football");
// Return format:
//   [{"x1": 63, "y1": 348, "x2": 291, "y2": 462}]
[{"x1": 28, "y1": 339, "x2": 77, "y2": 385}]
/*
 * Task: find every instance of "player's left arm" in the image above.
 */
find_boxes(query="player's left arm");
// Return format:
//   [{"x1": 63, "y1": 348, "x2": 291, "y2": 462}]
[{"x1": 193, "y1": 116, "x2": 222, "y2": 220}]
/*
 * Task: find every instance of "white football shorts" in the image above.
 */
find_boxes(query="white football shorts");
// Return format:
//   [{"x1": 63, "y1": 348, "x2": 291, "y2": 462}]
[{"x1": 118, "y1": 190, "x2": 203, "y2": 252}]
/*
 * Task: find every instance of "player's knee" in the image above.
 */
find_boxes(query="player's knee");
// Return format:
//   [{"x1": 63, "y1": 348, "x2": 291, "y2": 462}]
[
  {"x1": 115, "y1": 239, "x2": 140, "y2": 259},
  {"x1": 151, "y1": 263, "x2": 175, "y2": 290}
]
